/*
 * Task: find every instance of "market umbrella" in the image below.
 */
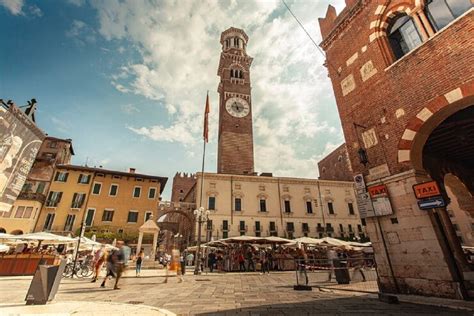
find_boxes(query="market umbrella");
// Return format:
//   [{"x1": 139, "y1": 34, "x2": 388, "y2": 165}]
[
  {"x1": 260, "y1": 236, "x2": 293, "y2": 244},
  {"x1": 347, "y1": 241, "x2": 372, "y2": 247},
  {"x1": 292, "y1": 237, "x2": 324, "y2": 245},
  {"x1": 222, "y1": 236, "x2": 265, "y2": 243},
  {"x1": 0, "y1": 233, "x2": 15, "y2": 240},
  {"x1": 0, "y1": 244, "x2": 10, "y2": 252},
  {"x1": 9, "y1": 232, "x2": 76, "y2": 243},
  {"x1": 320, "y1": 237, "x2": 351, "y2": 247}
]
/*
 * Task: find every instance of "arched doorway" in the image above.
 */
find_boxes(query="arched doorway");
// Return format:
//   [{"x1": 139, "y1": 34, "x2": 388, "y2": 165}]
[
  {"x1": 0, "y1": 228, "x2": 6, "y2": 234},
  {"x1": 10, "y1": 230, "x2": 23, "y2": 235},
  {"x1": 157, "y1": 209, "x2": 195, "y2": 253},
  {"x1": 413, "y1": 103, "x2": 474, "y2": 299}
]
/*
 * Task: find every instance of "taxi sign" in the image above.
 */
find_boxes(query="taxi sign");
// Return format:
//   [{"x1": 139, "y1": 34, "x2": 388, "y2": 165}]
[
  {"x1": 368, "y1": 184, "x2": 388, "y2": 198},
  {"x1": 413, "y1": 181, "x2": 441, "y2": 199}
]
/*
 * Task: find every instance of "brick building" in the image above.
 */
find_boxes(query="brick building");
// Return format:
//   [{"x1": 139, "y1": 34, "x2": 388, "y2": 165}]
[
  {"x1": 318, "y1": 143, "x2": 353, "y2": 181},
  {"x1": 319, "y1": 0, "x2": 473, "y2": 299}
]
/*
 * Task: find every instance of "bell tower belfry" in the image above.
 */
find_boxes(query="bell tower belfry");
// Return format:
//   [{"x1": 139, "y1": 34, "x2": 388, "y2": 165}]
[{"x1": 216, "y1": 27, "x2": 255, "y2": 175}]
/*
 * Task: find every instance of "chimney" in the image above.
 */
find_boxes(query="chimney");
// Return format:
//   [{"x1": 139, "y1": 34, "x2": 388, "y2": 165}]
[{"x1": 129, "y1": 168, "x2": 136, "y2": 174}]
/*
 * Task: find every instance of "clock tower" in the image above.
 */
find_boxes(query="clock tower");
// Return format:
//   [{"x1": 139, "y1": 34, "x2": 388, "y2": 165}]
[{"x1": 217, "y1": 27, "x2": 255, "y2": 175}]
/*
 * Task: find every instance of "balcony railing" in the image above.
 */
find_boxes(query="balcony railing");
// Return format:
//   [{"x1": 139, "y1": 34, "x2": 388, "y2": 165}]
[
  {"x1": 326, "y1": 227, "x2": 334, "y2": 232},
  {"x1": 316, "y1": 226, "x2": 325, "y2": 232},
  {"x1": 269, "y1": 225, "x2": 278, "y2": 232},
  {"x1": 45, "y1": 200, "x2": 59, "y2": 207},
  {"x1": 18, "y1": 192, "x2": 46, "y2": 203},
  {"x1": 71, "y1": 202, "x2": 84, "y2": 209},
  {"x1": 220, "y1": 224, "x2": 229, "y2": 231},
  {"x1": 239, "y1": 225, "x2": 248, "y2": 232},
  {"x1": 302, "y1": 226, "x2": 310, "y2": 233},
  {"x1": 254, "y1": 225, "x2": 261, "y2": 232}
]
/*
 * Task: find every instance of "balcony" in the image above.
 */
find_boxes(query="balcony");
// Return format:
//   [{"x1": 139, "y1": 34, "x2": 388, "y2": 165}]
[
  {"x1": 254, "y1": 225, "x2": 261, "y2": 232},
  {"x1": 71, "y1": 203, "x2": 84, "y2": 209},
  {"x1": 45, "y1": 200, "x2": 59, "y2": 208},
  {"x1": 17, "y1": 192, "x2": 46, "y2": 203},
  {"x1": 239, "y1": 225, "x2": 248, "y2": 232},
  {"x1": 220, "y1": 224, "x2": 229, "y2": 231},
  {"x1": 269, "y1": 225, "x2": 278, "y2": 232},
  {"x1": 326, "y1": 226, "x2": 334, "y2": 233},
  {"x1": 302, "y1": 226, "x2": 310, "y2": 233},
  {"x1": 206, "y1": 224, "x2": 213, "y2": 231},
  {"x1": 316, "y1": 226, "x2": 325, "y2": 232}
]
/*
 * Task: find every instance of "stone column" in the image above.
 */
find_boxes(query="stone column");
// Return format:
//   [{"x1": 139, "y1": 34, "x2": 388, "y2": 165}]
[
  {"x1": 136, "y1": 231, "x2": 143, "y2": 256},
  {"x1": 151, "y1": 232, "x2": 158, "y2": 258}
]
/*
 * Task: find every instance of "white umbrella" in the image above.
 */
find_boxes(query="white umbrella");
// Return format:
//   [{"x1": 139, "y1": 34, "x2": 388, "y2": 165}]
[
  {"x1": 0, "y1": 233, "x2": 15, "y2": 240},
  {"x1": 292, "y1": 237, "x2": 324, "y2": 245},
  {"x1": 321, "y1": 237, "x2": 351, "y2": 247},
  {"x1": 0, "y1": 244, "x2": 10, "y2": 252},
  {"x1": 222, "y1": 236, "x2": 265, "y2": 243},
  {"x1": 75, "y1": 236, "x2": 101, "y2": 246},
  {"x1": 12, "y1": 232, "x2": 76, "y2": 243},
  {"x1": 260, "y1": 236, "x2": 293, "y2": 244}
]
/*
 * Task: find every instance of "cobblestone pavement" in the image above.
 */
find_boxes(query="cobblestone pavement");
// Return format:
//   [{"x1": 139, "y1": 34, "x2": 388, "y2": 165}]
[{"x1": 0, "y1": 270, "x2": 471, "y2": 315}]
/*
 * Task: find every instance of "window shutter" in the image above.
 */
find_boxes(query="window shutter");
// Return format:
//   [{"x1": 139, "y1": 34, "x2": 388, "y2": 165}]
[
  {"x1": 64, "y1": 173, "x2": 69, "y2": 182},
  {"x1": 71, "y1": 193, "x2": 77, "y2": 207},
  {"x1": 54, "y1": 172, "x2": 59, "y2": 181},
  {"x1": 57, "y1": 192, "x2": 63, "y2": 203}
]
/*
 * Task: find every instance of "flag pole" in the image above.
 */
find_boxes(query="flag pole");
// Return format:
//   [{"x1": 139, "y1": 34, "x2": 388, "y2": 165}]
[{"x1": 194, "y1": 91, "x2": 209, "y2": 275}]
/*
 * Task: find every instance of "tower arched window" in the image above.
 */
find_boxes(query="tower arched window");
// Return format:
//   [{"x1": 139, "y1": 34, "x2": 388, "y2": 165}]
[
  {"x1": 387, "y1": 14, "x2": 423, "y2": 60},
  {"x1": 424, "y1": 0, "x2": 472, "y2": 31}
]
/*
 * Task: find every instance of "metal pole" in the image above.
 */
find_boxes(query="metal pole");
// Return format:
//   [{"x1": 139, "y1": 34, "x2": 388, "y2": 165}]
[{"x1": 194, "y1": 140, "x2": 206, "y2": 275}]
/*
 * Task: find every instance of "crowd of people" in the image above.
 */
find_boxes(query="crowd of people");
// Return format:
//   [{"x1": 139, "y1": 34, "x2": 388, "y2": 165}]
[{"x1": 198, "y1": 243, "x2": 374, "y2": 276}]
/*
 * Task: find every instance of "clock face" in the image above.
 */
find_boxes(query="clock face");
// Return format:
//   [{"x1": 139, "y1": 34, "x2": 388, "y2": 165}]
[{"x1": 225, "y1": 97, "x2": 250, "y2": 118}]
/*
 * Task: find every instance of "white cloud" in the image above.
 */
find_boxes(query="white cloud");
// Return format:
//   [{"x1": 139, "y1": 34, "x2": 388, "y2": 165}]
[
  {"x1": 0, "y1": 0, "x2": 43, "y2": 17},
  {"x1": 121, "y1": 103, "x2": 140, "y2": 114},
  {"x1": 90, "y1": 0, "x2": 347, "y2": 178},
  {"x1": 66, "y1": 20, "x2": 96, "y2": 46},
  {"x1": 0, "y1": 0, "x2": 24, "y2": 15}
]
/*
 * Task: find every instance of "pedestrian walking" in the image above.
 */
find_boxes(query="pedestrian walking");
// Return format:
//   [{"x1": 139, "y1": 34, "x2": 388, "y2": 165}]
[
  {"x1": 327, "y1": 248, "x2": 337, "y2": 282},
  {"x1": 297, "y1": 246, "x2": 309, "y2": 285},
  {"x1": 246, "y1": 248, "x2": 255, "y2": 272},
  {"x1": 259, "y1": 250, "x2": 270, "y2": 274},
  {"x1": 136, "y1": 249, "x2": 144, "y2": 277},
  {"x1": 100, "y1": 241, "x2": 125, "y2": 290},
  {"x1": 186, "y1": 252, "x2": 194, "y2": 266},
  {"x1": 238, "y1": 251, "x2": 246, "y2": 272},
  {"x1": 91, "y1": 246, "x2": 106, "y2": 283},
  {"x1": 208, "y1": 251, "x2": 216, "y2": 273}
]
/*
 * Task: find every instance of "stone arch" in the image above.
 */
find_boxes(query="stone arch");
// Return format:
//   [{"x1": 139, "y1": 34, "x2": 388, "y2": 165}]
[
  {"x1": 445, "y1": 174, "x2": 474, "y2": 218},
  {"x1": 10, "y1": 229, "x2": 23, "y2": 235},
  {"x1": 0, "y1": 228, "x2": 6, "y2": 233},
  {"x1": 397, "y1": 81, "x2": 474, "y2": 169},
  {"x1": 370, "y1": 1, "x2": 426, "y2": 64}
]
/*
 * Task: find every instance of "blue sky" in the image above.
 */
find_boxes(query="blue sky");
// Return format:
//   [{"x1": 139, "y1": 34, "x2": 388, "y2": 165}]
[{"x1": 0, "y1": 0, "x2": 346, "y2": 199}]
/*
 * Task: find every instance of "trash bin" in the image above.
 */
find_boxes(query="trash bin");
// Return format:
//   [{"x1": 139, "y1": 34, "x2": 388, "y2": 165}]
[
  {"x1": 334, "y1": 260, "x2": 350, "y2": 284},
  {"x1": 25, "y1": 259, "x2": 66, "y2": 305}
]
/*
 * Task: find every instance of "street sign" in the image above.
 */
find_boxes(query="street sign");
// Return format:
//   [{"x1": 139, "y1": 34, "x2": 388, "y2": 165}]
[
  {"x1": 417, "y1": 196, "x2": 446, "y2": 210},
  {"x1": 372, "y1": 196, "x2": 393, "y2": 216},
  {"x1": 355, "y1": 191, "x2": 375, "y2": 218},
  {"x1": 368, "y1": 184, "x2": 388, "y2": 198},
  {"x1": 413, "y1": 181, "x2": 441, "y2": 199},
  {"x1": 354, "y1": 174, "x2": 366, "y2": 191}
]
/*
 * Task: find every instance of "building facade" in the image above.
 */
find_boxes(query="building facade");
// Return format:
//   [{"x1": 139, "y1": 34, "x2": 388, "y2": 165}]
[
  {"x1": 169, "y1": 27, "x2": 366, "y2": 246},
  {"x1": 319, "y1": 0, "x2": 473, "y2": 299},
  {"x1": 318, "y1": 143, "x2": 353, "y2": 181},
  {"x1": 0, "y1": 136, "x2": 73, "y2": 234},
  {"x1": 34, "y1": 165, "x2": 167, "y2": 237},
  {"x1": 193, "y1": 172, "x2": 365, "y2": 241}
]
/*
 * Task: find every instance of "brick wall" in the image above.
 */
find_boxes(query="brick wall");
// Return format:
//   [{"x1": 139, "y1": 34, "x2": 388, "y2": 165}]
[
  {"x1": 318, "y1": 143, "x2": 353, "y2": 181},
  {"x1": 319, "y1": 1, "x2": 474, "y2": 178},
  {"x1": 171, "y1": 172, "x2": 197, "y2": 202}
]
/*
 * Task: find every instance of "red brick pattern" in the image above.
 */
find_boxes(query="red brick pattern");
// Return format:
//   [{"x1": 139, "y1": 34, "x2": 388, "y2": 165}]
[{"x1": 318, "y1": 2, "x2": 474, "y2": 176}]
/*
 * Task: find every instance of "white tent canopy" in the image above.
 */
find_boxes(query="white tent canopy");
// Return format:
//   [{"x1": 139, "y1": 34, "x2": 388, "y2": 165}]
[{"x1": 0, "y1": 233, "x2": 15, "y2": 240}]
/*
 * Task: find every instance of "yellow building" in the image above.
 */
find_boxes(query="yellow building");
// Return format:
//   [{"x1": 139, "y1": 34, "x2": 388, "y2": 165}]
[
  {"x1": 34, "y1": 165, "x2": 167, "y2": 236},
  {"x1": 191, "y1": 172, "x2": 366, "y2": 241},
  {"x1": 0, "y1": 137, "x2": 74, "y2": 234}
]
